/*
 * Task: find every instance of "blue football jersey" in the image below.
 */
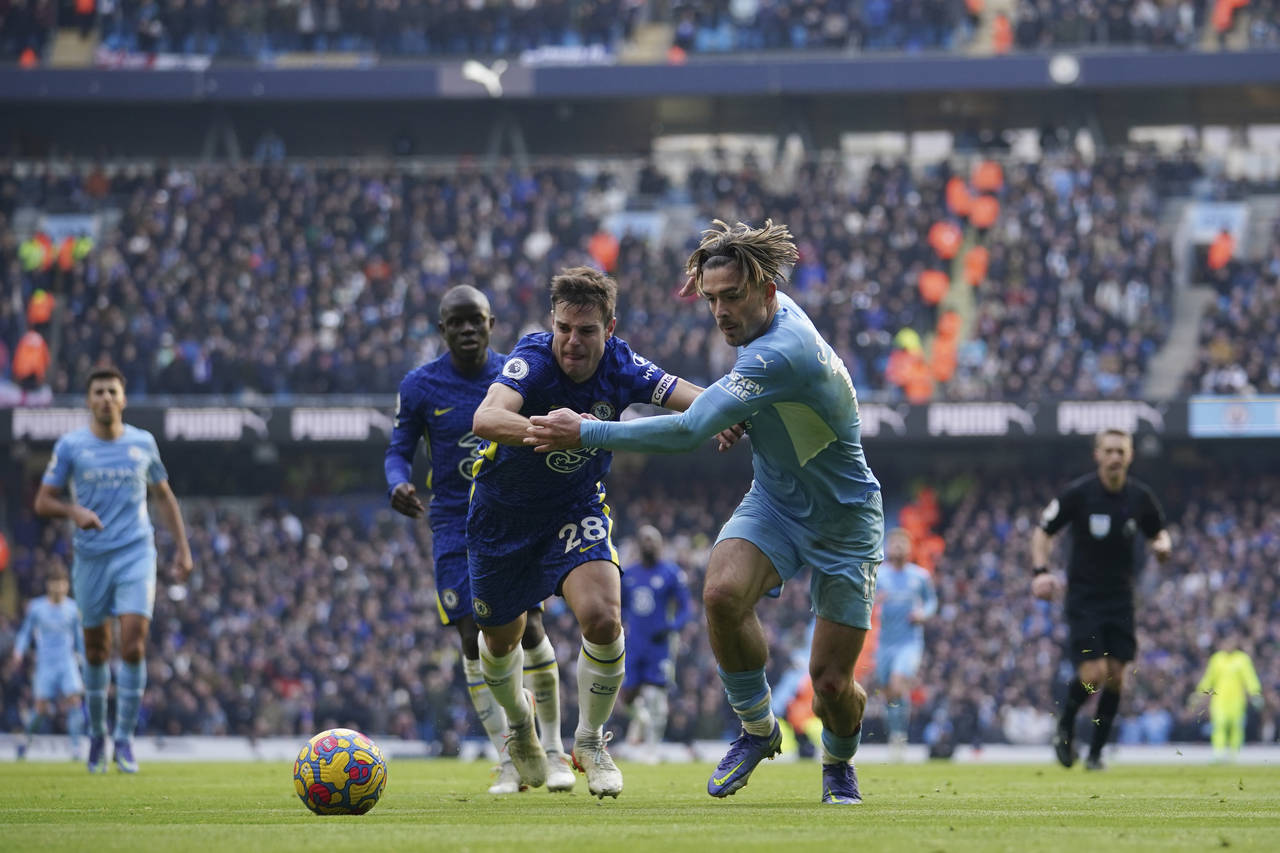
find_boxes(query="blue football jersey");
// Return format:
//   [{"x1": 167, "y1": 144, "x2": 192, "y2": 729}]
[
  {"x1": 472, "y1": 333, "x2": 677, "y2": 510},
  {"x1": 42, "y1": 425, "x2": 168, "y2": 556},
  {"x1": 385, "y1": 349, "x2": 504, "y2": 527},
  {"x1": 621, "y1": 559, "x2": 692, "y2": 642},
  {"x1": 876, "y1": 562, "x2": 937, "y2": 647},
  {"x1": 14, "y1": 596, "x2": 83, "y2": 670}
]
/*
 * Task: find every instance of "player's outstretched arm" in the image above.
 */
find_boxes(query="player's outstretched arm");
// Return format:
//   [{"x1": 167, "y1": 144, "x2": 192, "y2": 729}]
[
  {"x1": 473, "y1": 383, "x2": 535, "y2": 446},
  {"x1": 662, "y1": 377, "x2": 744, "y2": 452},
  {"x1": 149, "y1": 480, "x2": 194, "y2": 583},
  {"x1": 33, "y1": 484, "x2": 103, "y2": 530},
  {"x1": 579, "y1": 384, "x2": 749, "y2": 455}
]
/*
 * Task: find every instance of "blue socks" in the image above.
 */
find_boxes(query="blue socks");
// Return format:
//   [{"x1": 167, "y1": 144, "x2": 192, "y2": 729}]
[
  {"x1": 718, "y1": 667, "x2": 776, "y2": 737},
  {"x1": 887, "y1": 700, "x2": 909, "y2": 741},
  {"x1": 112, "y1": 660, "x2": 147, "y2": 743},
  {"x1": 84, "y1": 663, "x2": 110, "y2": 738},
  {"x1": 68, "y1": 701, "x2": 85, "y2": 753},
  {"x1": 822, "y1": 726, "x2": 862, "y2": 764}
]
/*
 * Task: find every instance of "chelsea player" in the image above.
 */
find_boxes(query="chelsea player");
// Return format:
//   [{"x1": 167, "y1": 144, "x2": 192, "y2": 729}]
[
  {"x1": 620, "y1": 525, "x2": 692, "y2": 753},
  {"x1": 11, "y1": 565, "x2": 85, "y2": 760},
  {"x1": 34, "y1": 366, "x2": 194, "y2": 774},
  {"x1": 469, "y1": 267, "x2": 723, "y2": 799},
  {"x1": 385, "y1": 285, "x2": 573, "y2": 794},
  {"x1": 874, "y1": 528, "x2": 937, "y2": 757},
  {"x1": 528, "y1": 221, "x2": 883, "y2": 805}
]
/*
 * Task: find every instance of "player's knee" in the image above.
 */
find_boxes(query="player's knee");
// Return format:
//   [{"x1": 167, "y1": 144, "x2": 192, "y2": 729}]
[
  {"x1": 703, "y1": 580, "x2": 749, "y2": 623},
  {"x1": 810, "y1": 666, "x2": 859, "y2": 706},
  {"x1": 578, "y1": 610, "x2": 621, "y2": 645},
  {"x1": 121, "y1": 639, "x2": 146, "y2": 664}
]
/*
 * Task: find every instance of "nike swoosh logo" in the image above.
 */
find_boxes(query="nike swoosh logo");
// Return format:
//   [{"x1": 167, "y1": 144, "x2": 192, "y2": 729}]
[
  {"x1": 712, "y1": 760, "x2": 745, "y2": 786},
  {"x1": 434, "y1": 407, "x2": 455, "y2": 416},
  {"x1": 579, "y1": 544, "x2": 599, "y2": 553}
]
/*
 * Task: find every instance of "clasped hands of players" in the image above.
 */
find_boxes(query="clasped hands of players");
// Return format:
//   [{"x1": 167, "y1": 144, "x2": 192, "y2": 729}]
[{"x1": 525, "y1": 408, "x2": 744, "y2": 453}]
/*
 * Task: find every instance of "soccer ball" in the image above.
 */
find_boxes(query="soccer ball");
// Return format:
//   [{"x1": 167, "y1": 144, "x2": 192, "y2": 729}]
[{"x1": 293, "y1": 728, "x2": 388, "y2": 815}]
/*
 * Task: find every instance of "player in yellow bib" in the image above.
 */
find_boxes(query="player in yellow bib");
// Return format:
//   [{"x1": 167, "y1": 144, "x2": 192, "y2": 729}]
[{"x1": 1192, "y1": 631, "x2": 1263, "y2": 762}]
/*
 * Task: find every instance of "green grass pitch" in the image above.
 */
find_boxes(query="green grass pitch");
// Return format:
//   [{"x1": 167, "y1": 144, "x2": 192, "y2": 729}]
[{"x1": 3, "y1": 759, "x2": 1278, "y2": 852}]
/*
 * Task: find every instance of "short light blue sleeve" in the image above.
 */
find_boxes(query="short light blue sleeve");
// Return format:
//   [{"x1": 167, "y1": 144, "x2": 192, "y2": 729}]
[
  {"x1": 145, "y1": 432, "x2": 168, "y2": 484},
  {"x1": 42, "y1": 435, "x2": 73, "y2": 488}
]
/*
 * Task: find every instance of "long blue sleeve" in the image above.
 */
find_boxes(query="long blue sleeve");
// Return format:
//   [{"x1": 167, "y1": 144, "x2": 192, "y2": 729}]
[
  {"x1": 580, "y1": 384, "x2": 749, "y2": 453},
  {"x1": 384, "y1": 379, "x2": 425, "y2": 495}
]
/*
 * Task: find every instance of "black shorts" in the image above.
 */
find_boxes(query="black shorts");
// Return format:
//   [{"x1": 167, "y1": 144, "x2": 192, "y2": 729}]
[{"x1": 1065, "y1": 604, "x2": 1135, "y2": 665}]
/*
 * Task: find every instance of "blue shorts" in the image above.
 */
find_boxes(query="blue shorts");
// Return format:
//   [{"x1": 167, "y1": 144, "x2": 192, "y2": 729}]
[
  {"x1": 716, "y1": 487, "x2": 883, "y2": 629},
  {"x1": 34, "y1": 662, "x2": 84, "y2": 701},
  {"x1": 72, "y1": 538, "x2": 157, "y2": 628},
  {"x1": 467, "y1": 491, "x2": 618, "y2": 628},
  {"x1": 877, "y1": 641, "x2": 924, "y2": 682},
  {"x1": 431, "y1": 521, "x2": 473, "y2": 626},
  {"x1": 623, "y1": 643, "x2": 672, "y2": 689}
]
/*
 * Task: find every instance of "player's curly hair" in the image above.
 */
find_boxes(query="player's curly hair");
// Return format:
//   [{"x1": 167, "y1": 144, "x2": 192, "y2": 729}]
[
  {"x1": 685, "y1": 219, "x2": 799, "y2": 296},
  {"x1": 550, "y1": 266, "x2": 617, "y2": 325}
]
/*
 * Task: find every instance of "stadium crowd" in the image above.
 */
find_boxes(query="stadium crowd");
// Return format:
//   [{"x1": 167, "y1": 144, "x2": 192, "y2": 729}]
[
  {"x1": 2, "y1": 151, "x2": 1175, "y2": 402},
  {"x1": 5, "y1": 0, "x2": 1280, "y2": 62},
  {"x1": 1183, "y1": 217, "x2": 1280, "y2": 395},
  {"x1": 2, "y1": 459, "x2": 1275, "y2": 751}
]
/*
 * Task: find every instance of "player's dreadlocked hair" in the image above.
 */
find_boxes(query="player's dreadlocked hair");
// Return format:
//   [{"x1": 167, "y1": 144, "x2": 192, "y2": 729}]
[{"x1": 685, "y1": 219, "x2": 799, "y2": 296}]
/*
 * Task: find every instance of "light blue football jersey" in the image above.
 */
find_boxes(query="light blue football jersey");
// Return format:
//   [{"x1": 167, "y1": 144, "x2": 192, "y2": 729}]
[
  {"x1": 42, "y1": 425, "x2": 168, "y2": 556},
  {"x1": 14, "y1": 595, "x2": 83, "y2": 670},
  {"x1": 581, "y1": 291, "x2": 880, "y2": 536},
  {"x1": 876, "y1": 562, "x2": 937, "y2": 648}
]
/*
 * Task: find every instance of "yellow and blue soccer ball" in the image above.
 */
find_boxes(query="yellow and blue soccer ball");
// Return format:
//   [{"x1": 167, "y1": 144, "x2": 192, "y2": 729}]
[{"x1": 293, "y1": 728, "x2": 388, "y2": 815}]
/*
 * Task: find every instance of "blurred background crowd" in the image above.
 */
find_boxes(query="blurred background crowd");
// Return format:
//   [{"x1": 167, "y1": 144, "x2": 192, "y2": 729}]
[
  {"x1": 6, "y1": 0, "x2": 1280, "y2": 63},
  {"x1": 7, "y1": 147, "x2": 1276, "y2": 404},
  {"x1": 2, "y1": 455, "x2": 1275, "y2": 751}
]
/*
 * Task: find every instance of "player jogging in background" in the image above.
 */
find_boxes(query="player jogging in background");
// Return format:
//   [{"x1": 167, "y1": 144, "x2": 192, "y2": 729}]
[
  {"x1": 875, "y1": 528, "x2": 937, "y2": 759},
  {"x1": 469, "y1": 266, "x2": 721, "y2": 799},
  {"x1": 1192, "y1": 629, "x2": 1263, "y2": 762},
  {"x1": 1031, "y1": 428, "x2": 1171, "y2": 771},
  {"x1": 34, "y1": 366, "x2": 194, "y2": 774},
  {"x1": 11, "y1": 564, "x2": 86, "y2": 760},
  {"x1": 528, "y1": 220, "x2": 883, "y2": 805},
  {"x1": 385, "y1": 284, "x2": 572, "y2": 795},
  {"x1": 620, "y1": 525, "x2": 693, "y2": 756}
]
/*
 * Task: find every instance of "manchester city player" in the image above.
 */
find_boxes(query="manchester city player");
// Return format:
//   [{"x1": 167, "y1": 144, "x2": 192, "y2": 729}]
[
  {"x1": 875, "y1": 528, "x2": 937, "y2": 758},
  {"x1": 469, "y1": 266, "x2": 723, "y2": 799},
  {"x1": 528, "y1": 221, "x2": 883, "y2": 805},
  {"x1": 385, "y1": 284, "x2": 573, "y2": 795},
  {"x1": 35, "y1": 366, "x2": 194, "y2": 774},
  {"x1": 11, "y1": 565, "x2": 85, "y2": 760}
]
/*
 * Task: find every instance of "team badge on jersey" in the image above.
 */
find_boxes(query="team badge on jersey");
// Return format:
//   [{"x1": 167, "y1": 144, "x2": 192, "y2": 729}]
[
  {"x1": 473, "y1": 599, "x2": 491, "y2": 618},
  {"x1": 590, "y1": 401, "x2": 615, "y2": 421},
  {"x1": 1089, "y1": 513, "x2": 1111, "y2": 538},
  {"x1": 441, "y1": 589, "x2": 459, "y2": 610},
  {"x1": 503, "y1": 358, "x2": 529, "y2": 380}
]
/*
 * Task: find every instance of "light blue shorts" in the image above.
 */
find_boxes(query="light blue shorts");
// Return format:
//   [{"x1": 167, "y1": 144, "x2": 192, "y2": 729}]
[
  {"x1": 34, "y1": 662, "x2": 84, "y2": 701},
  {"x1": 877, "y1": 641, "x2": 924, "y2": 682},
  {"x1": 716, "y1": 487, "x2": 884, "y2": 629},
  {"x1": 71, "y1": 538, "x2": 157, "y2": 628}
]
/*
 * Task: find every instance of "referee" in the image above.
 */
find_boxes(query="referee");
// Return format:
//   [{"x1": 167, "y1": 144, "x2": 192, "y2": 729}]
[{"x1": 1030, "y1": 428, "x2": 1172, "y2": 770}]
